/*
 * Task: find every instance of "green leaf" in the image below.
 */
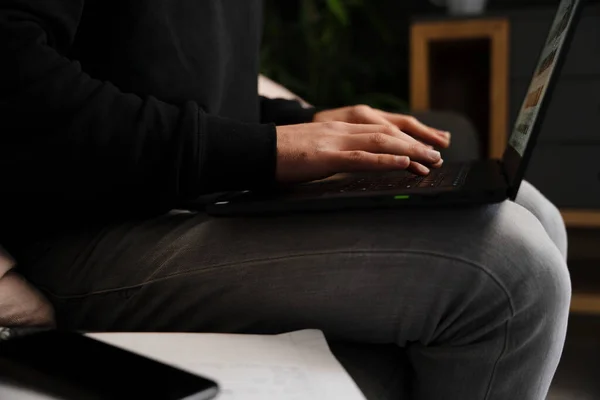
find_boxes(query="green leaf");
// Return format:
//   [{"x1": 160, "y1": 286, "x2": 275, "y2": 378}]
[
  {"x1": 326, "y1": 0, "x2": 349, "y2": 25},
  {"x1": 261, "y1": 0, "x2": 409, "y2": 111}
]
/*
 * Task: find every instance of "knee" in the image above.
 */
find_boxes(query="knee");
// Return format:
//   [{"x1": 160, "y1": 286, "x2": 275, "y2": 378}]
[
  {"x1": 516, "y1": 181, "x2": 568, "y2": 256},
  {"x1": 487, "y1": 203, "x2": 571, "y2": 318}
]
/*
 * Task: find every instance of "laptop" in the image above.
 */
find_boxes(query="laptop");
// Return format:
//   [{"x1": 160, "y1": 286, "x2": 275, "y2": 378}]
[{"x1": 206, "y1": 0, "x2": 583, "y2": 217}]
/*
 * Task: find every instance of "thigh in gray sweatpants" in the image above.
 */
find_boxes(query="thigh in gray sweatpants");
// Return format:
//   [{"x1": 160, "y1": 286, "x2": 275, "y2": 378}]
[{"x1": 19, "y1": 181, "x2": 571, "y2": 400}]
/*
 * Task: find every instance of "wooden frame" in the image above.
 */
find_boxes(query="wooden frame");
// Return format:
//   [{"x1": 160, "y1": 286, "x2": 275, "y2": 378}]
[
  {"x1": 410, "y1": 18, "x2": 510, "y2": 159},
  {"x1": 410, "y1": 19, "x2": 600, "y2": 229},
  {"x1": 571, "y1": 293, "x2": 600, "y2": 314},
  {"x1": 561, "y1": 210, "x2": 600, "y2": 229}
]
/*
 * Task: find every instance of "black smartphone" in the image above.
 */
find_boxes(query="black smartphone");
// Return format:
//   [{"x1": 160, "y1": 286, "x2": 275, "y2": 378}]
[{"x1": 0, "y1": 329, "x2": 219, "y2": 400}]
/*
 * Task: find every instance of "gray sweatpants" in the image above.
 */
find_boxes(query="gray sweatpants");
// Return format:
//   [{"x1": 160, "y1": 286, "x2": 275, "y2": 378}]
[{"x1": 18, "y1": 181, "x2": 571, "y2": 400}]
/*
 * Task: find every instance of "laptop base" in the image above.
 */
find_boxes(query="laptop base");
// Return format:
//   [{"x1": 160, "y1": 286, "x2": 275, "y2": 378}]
[{"x1": 206, "y1": 160, "x2": 509, "y2": 217}]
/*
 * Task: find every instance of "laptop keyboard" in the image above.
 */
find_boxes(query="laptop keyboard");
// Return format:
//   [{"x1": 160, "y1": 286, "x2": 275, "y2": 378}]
[{"x1": 331, "y1": 165, "x2": 470, "y2": 194}]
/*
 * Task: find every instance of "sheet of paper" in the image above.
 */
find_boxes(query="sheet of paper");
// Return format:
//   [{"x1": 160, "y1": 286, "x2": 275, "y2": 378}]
[{"x1": 88, "y1": 329, "x2": 366, "y2": 400}]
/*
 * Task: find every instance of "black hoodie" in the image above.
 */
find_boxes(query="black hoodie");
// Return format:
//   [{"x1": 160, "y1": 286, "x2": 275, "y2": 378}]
[{"x1": 0, "y1": 0, "x2": 315, "y2": 230}]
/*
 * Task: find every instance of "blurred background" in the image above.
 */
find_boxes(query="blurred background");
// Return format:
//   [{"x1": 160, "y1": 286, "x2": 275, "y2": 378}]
[{"x1": 261, "y1": 0, "x2": 600, "y2": 399}]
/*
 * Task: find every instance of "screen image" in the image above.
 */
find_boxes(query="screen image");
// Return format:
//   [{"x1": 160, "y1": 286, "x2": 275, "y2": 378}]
[{"x1": 507, "y1": 0, "x2": 575, "y2": 157}]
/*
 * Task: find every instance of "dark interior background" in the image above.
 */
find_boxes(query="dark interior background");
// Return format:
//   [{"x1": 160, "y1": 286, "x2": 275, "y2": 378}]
[{"x1": 260, "y1": 0, "x2": 598, "y2": 112}]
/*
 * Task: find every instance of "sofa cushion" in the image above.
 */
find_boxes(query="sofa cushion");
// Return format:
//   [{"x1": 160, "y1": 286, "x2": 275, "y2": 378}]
[
  {"x1": 0, "y1": 246, "x2": 55, "y2": 328},
  {"x1": 259, "y1": 75, "x2": 311, "y2": 107},
  {"x1": 0, "y1": 245, "x2": 14, "y2": 277}
]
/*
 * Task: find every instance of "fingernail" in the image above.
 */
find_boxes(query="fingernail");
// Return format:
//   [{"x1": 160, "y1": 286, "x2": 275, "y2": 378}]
[
  {"x1": 396, "y1": 156, "x2": 410, "y2": 165},
  {"x1": 417, "y1": 164, "x2": 430, "y2": 174},
  {"x1": 427, "y1": 149, "x2": 441, "y2": 162},
  {"x1": 441, "y1": 131, "x2": 451, "y2": 138}
]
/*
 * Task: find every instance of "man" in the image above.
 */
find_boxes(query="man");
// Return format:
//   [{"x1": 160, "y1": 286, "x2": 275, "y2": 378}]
[{"x1": 0, "y1": 1, "x2": 570, "y2": 399}]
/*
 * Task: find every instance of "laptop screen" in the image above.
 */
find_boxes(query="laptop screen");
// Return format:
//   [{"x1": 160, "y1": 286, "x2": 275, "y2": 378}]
[{"x1": 502, "y1": 0, "x2": 581, "y2": 193}]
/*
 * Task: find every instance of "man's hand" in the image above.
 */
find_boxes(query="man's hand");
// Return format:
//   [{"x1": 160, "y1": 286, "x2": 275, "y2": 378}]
[
  {"x1": 276, "y1": 122, "x2": 443, "y2": 184},
  {"x1": 314, "y1": 105, "x2": 450, "y2": 175},
  {"x1": 314, "y1": 105, "x2": 451, "y2": 148}
]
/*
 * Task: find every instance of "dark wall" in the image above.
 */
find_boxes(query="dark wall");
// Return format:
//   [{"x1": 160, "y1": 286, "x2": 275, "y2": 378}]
[{"x1": 261, "y1": 0, "x2": 597, "y2": 110}]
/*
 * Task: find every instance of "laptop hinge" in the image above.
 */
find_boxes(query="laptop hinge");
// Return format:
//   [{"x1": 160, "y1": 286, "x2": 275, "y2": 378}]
[
  {"x1": 497, "y1": 160, "x2": 515, "y2": 198},
  {"x1": 497, "y1": 160, "x2": 510, "y2": 183}
]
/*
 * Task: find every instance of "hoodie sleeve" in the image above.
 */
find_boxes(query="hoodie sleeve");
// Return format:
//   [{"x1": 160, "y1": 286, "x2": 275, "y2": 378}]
[
  {"x1": 0, "y1": 0, "x2": 277, "y2": 215},
  {"x1": 259, "y1": 96, "x2": 318, "y2": 126}
]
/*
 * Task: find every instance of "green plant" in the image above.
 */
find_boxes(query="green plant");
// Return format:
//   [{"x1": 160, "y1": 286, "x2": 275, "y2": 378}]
[{"x1": 261, "y1": 0, "x2": 411, "y2": 113}]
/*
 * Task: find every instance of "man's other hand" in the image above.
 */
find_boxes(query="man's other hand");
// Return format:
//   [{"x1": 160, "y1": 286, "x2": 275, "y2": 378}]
[
  {"x1": 276, "y1": 122, "x2": 443, "y2": 184},
  {"x1": 314, "y1": 105, "x2": 451, "y2": 149}
]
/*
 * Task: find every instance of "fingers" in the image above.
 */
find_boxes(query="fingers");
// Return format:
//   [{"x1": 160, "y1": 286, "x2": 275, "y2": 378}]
[
  {"x1": 408, "y1": 161, "x2": 430, "y2": 175},
  {"x1": 321, "y1": 119, "x2": 425, "y2": 143},
  {"x1": 331, "y1": 117, "x2": 444, "y2": 160},
  {"x1": 332, "y1": 121, "x2": 441, "y2": 160},
  {"x1": 322, "y1": 120, "x2": 437, "y2": 152},
  {"x1": 328, "y1": 151, "x2": 411, "y2": 173},
  {"x1": 317, "y1": 119, "x2": 443, "y2": 175},
  {"x1": 328, "y1": 151, "x2": 435, "y2": 176},
  {"x1": 342, "y1": 133, "x2": 443, "y2": 166},
  {"x1": 381, "y1": 112, "x2": 451, "y2": 148},
  {"x1": 321, "y1": 121, "x2": 400, "y2": 135},
  {"x1": 349, "y1": 108, "x2": 398, "y2": 132},
  {"x1": 431, "y1": 159, "x2": 444, "y2": 168},
  {"x1": 346, "y1": 105, "x2": 450, "y2": 147}
]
